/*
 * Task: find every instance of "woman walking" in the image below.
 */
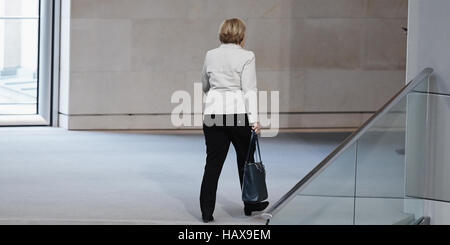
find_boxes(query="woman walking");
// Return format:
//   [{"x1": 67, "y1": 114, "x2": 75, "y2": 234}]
[{"x1": 199, "y1": 18, "x2": 269, "y2": 223}]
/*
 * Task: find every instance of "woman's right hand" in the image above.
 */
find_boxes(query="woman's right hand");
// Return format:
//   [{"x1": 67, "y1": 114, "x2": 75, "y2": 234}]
[{"x1": 252, "y1": 122, "x2": 261, "y2": 134}]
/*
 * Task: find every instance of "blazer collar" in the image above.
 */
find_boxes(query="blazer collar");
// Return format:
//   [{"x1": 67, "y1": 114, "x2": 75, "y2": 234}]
[{"x1": 220, "y1": 43, "x2": 242, "y2": 49}]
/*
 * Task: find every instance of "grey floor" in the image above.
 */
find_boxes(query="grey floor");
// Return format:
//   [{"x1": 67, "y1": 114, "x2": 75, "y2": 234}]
[{"x1": 0, "y1": 127, "x2": 348, "y2": 225}]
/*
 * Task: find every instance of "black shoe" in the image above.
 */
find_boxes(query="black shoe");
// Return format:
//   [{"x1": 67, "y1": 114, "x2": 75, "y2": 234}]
[
  {"x1": 202, "y1": 215, "x2": 214, "y2": 223},
  {"x1": 244, "y1": 201, "x2": 269, "y2": 216}
]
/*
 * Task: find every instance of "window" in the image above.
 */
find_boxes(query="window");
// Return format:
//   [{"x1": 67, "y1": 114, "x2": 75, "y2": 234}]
[
  {"x1": 0, "y1": 0, "x2": 55, "y2": 125},
  {"x1": 0, "y1": 0, "x2": 39, "y2": 115}
]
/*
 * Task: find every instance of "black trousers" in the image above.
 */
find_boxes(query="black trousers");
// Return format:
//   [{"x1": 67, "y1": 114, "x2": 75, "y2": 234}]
[{"x1": 200, "y1": 114, "x2": 255, "y2": 217}]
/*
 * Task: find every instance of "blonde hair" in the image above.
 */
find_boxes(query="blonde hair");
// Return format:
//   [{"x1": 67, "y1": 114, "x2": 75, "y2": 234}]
[{"x1": 219, "y1": 18, "x2": 246, "y2": 45}]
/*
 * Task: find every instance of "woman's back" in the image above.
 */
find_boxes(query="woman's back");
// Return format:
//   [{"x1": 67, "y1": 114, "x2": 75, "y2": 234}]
[
  {"x1": 204, "y1": 43, "x2": 255, "y2": 92},
  {"x1": 202, "y1": 43, "x2": 258, "y2": 123}
]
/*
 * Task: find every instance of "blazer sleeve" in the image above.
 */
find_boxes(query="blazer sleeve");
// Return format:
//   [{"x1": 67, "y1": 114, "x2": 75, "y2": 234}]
[
  {"x1": 241, "y1": 52, "x2": 258, "y2": 124},
  {"x1": 201, "y1": 54, "x2": 210, "y2": 94}
]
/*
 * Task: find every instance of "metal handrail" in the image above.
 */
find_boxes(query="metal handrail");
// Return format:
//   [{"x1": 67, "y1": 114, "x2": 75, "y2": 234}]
[{"x1": 262, "y1": 67, "x2": 434, "y2": 221}]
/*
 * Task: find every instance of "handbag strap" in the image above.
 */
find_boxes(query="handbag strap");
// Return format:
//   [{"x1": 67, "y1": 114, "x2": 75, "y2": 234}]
[
  {"x1": 246, "y1": 130, "x2": 262, "y2": 163},
  {"x1": 255, "y1": 131, "x2": 262, "y2": 162}
]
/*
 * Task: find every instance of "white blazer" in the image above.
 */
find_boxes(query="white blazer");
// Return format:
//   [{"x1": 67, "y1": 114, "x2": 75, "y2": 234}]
[{"x1": 201, "y1": 43, "x2": 258, "y2": 124}]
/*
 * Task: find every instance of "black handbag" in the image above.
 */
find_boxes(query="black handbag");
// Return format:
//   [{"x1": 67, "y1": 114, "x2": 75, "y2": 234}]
[{"x1": 242, "y1": 130, "x2": 268, "y2": 203}]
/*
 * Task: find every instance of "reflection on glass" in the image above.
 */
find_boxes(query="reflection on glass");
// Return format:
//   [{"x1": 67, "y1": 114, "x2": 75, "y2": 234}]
[
  {"x1": 269, "y1": 70, "x2": 432, "y2": 225},
  {"x1": 270, "y1": 195, "x2": 355, "y2": 225},
  {"x1": 355, "y1": 98, "x2": 407, "y2": 200},
  {"x1": 301, "y1": 143, "x2": 356, "y2": 197},
  {"x1": 270, "y1": 143, "x2": 356, "y2": 225},
  {"x1": 0, "y1": 0, "x2": 39, "y2": 115},
  {"x1": 354, "y1": 96, "x2": 416, "y2": 225}
]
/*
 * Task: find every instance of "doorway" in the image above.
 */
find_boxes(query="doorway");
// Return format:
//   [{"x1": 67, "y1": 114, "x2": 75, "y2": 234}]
[{"x1": 0, "y1": 0, "x2": 58, "y2": 126}]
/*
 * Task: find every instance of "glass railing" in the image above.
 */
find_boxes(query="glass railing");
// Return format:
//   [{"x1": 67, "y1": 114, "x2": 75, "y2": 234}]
[{"x1": 264, "y1": 68, "x2": 433, "y2": 225}]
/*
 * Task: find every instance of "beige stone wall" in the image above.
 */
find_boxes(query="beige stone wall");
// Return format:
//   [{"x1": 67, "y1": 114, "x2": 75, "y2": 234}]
[{"x1": 59, "y1": 0, "x2": 408, "y2": 130}]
